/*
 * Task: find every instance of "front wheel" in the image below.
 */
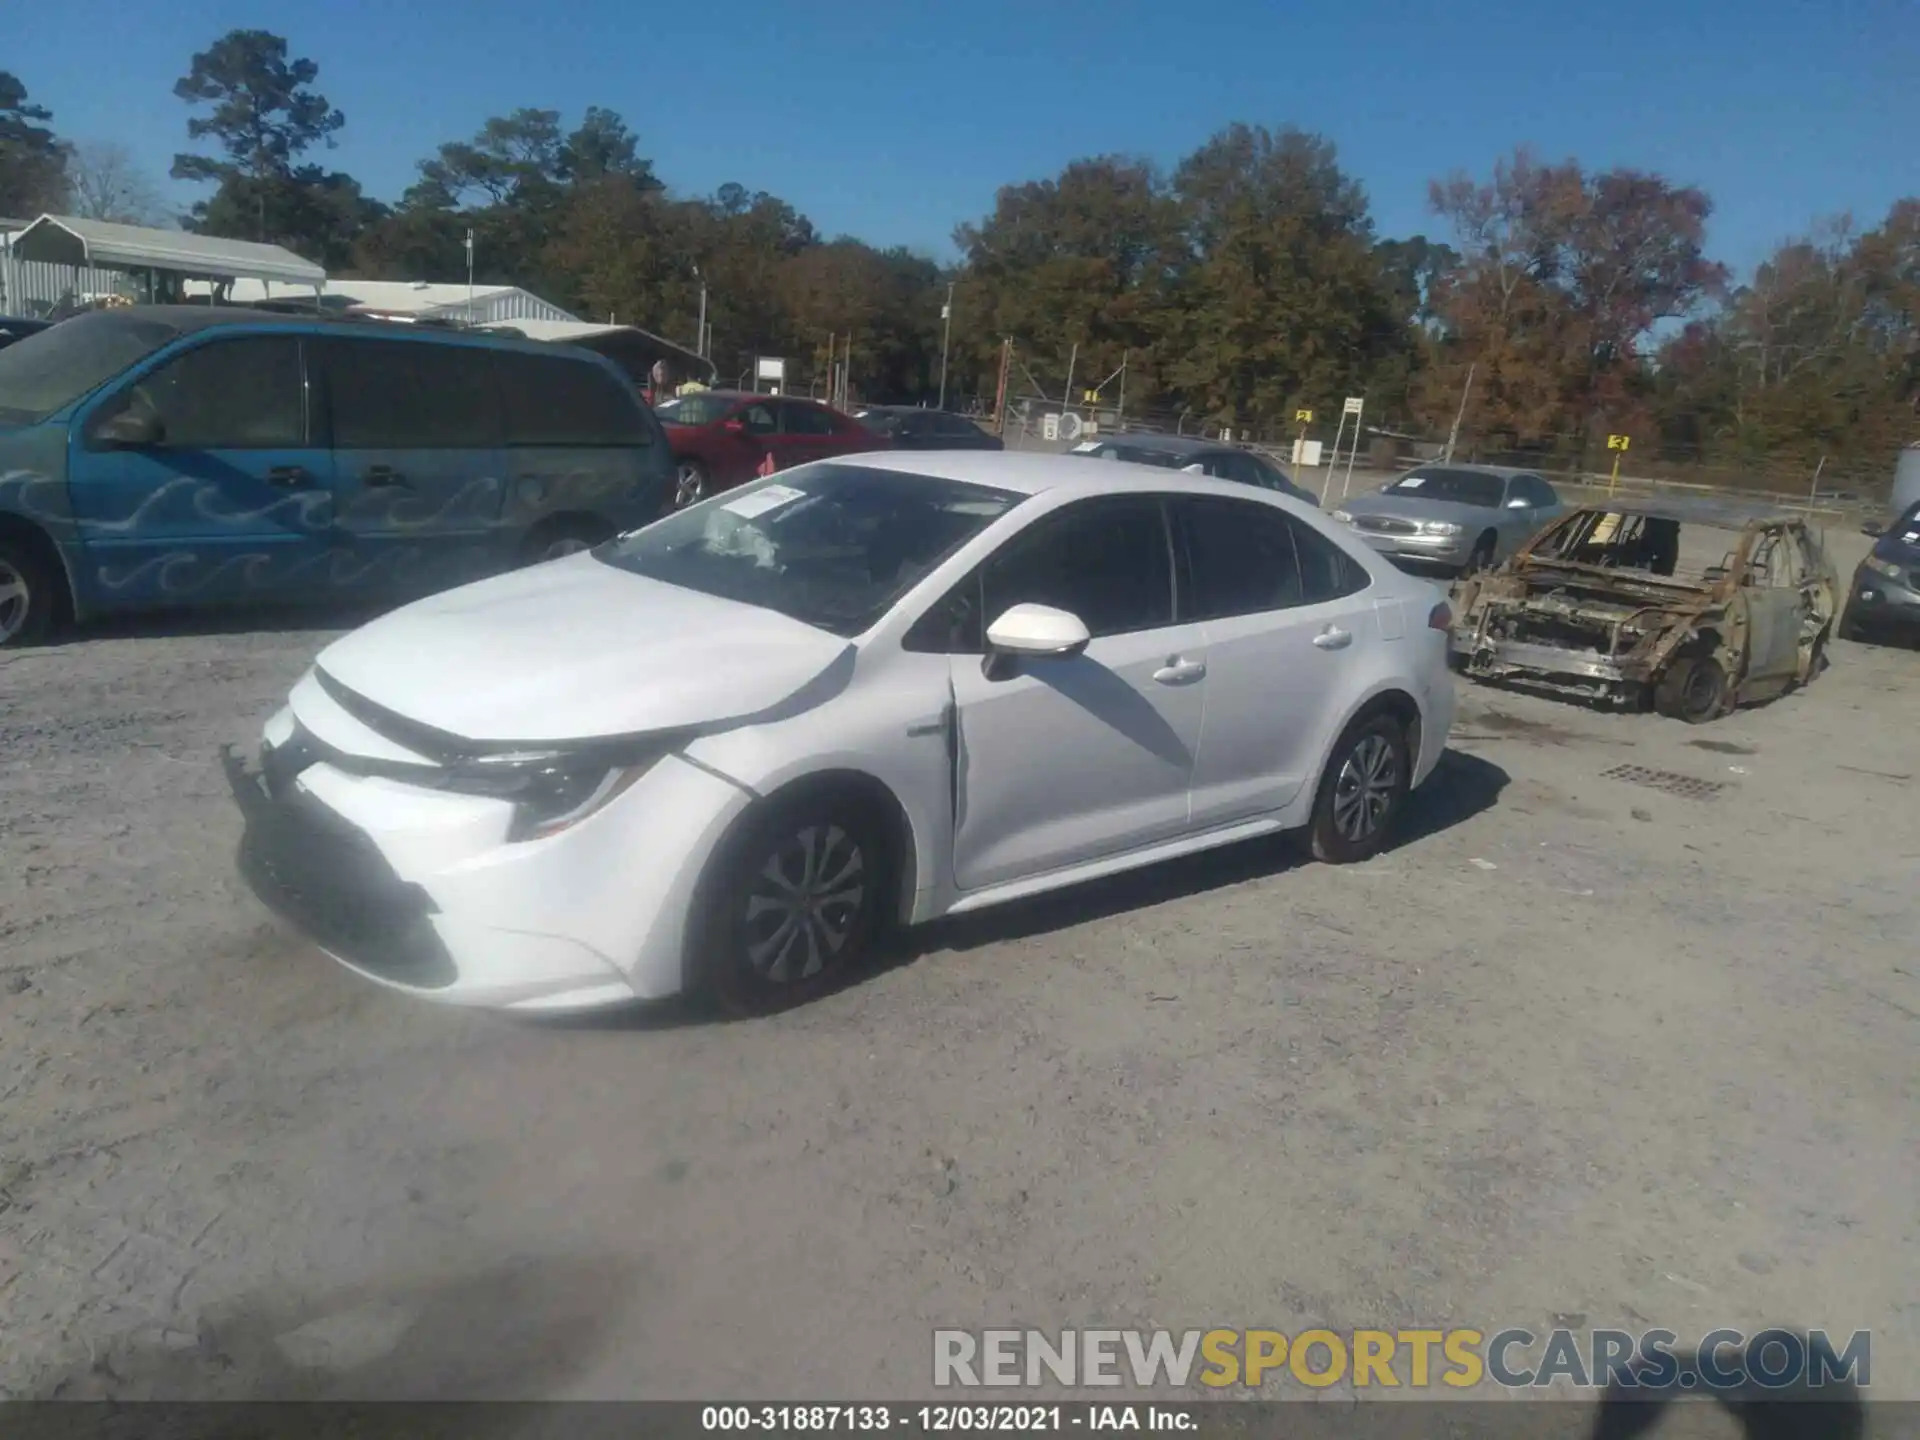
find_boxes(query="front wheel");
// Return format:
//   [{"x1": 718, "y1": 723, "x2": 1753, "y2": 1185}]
[
  {"x1": 0, "y1": 539, "x2": 57, "y2": 649},
  {"x1": 1309, "y1": 711, "x2": 1412, "y2": 864},
  {"x1": 1655, "y1": 654, "x2": 1731, "y2": 723},
  {"x1": 700, "y1": 794, "x2": 890, "y2": 1016}
]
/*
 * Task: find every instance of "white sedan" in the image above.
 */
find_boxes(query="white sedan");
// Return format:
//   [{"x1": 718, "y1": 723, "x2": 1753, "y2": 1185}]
[{"x1": 226, "y1": 452, "x2": 1457, "y2": 1015}]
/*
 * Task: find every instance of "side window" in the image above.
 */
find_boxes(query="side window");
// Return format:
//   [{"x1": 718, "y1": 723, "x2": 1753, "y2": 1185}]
[
  {"x1": 322, "y1": 338, "x2": 502, "y2": 449},
  {"x1": 1248, "y1": 455, "x2": 1295, "y2": 492},
  {"x1": 981, "y1": 497, "x2": 1174, "y2": 640},
  {"x1": 1516, "y1": 475, "x2": 1554, "y2": 507},
  {"x1": 781, "y1": 401, "x2": 835, "y2": 436},
  {"x1": 740, "y1": 402, "x2": 778, "y2": 435},
  {"x1": 107, "y1": 335, "x2": 305, "y2": 449},
  {"x1": 938, "y1": 414, "x2": 977, "y2": 439},
  {"x1": 1294, "y1": 519, "x2": 1373, "y2": 603},
  {"x1": 1178, "y1": 497, "x2": 1306, "y2": 619},
  {"x1": 496, "y1": 351, "x2": 649, "y2": 447}
]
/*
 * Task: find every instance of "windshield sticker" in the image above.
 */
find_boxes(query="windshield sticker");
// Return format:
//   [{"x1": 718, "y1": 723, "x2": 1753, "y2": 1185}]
[
  {"x1": 1904, "y1": 531, "x2": 1920, "y2": 544},
  {"x1": 1398, "y1": 476, "x2": 1425, "y2": 489},
  {"x1": 1071, "y1": 441, "x2": 1102, "y2": 453},
  {"x1": 721, "y1": 483, "x2": 806, "y2": 520}
]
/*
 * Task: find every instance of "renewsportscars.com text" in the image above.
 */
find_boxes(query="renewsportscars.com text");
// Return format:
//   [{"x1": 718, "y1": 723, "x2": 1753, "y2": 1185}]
[{"x1": 933, "y1": 1328, "x2": 1870, "y2": 1391}]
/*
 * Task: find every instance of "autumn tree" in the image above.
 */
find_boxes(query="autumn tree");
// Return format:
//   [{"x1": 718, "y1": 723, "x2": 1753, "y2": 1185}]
[
  {"x1": 0, "y1": 71, "x2": 69, "y2": 216},
  {"x1": 1425, "y1": 148, "x2": 1725, "y2": 457},
  {"x1": 64, "y1": 141, "x2": 167, "y2": 225}
]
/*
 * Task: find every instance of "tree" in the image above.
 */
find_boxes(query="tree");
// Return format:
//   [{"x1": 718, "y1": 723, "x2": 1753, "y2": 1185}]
[
  {"x1": 1162, "y1": 125, "x2": 1400, "y2": 431},
  {"x1": 170, "y1": 29, "x2": 362, "y2": 262},
  {"x1": 414, "y1": 108, "x2": 568, "y2": 208},
  {"x1": 1426, "y1": 148, "x2": 1726, "y2": 456},
  {"x1": 0, "y1": 71, "x2": 69, "y2": 216},
  {"x1": 65, "y1": 141, "x2": 167, "y2": 225},
  {"x1": 563, "y1": 107, "x2": 658, "y2": 188}
]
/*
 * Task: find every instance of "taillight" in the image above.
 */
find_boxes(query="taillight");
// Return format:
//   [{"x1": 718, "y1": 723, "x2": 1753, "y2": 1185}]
[{"x1": 1428, "y1": 601, "x2": 1453, "y2": 631}]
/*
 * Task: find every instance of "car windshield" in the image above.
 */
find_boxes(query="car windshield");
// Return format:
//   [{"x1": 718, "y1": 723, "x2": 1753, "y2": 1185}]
[
  {"x1": 856, "y1": 409, "x2": 904, "y2": 433},
  {"x1": 1384, "y1": 467, "x2": 1505, "y2": 507},
  {"x1": 597, "y1": 464, "x2": 1022, "y2": 636},
  {"x1": 654, "y1": 393, "x2": 737, "y2": 426},
  {"x1": 0, "y1": 311, "x2": 183, "y2": 424}
]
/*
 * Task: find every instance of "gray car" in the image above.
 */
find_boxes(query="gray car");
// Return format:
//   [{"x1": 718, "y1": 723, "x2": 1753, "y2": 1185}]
[
  {"x1": 1331, "y1": 463, "x2": 1564, "y2": 574},
  {"x1": 1067, "y1": 432, "x2": 1320, "y2": 507}
]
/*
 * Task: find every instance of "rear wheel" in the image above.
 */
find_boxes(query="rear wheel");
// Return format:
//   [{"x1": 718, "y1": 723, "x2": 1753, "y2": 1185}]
[
  {"x1": 700, "y1": 793, "x2": 890, "y2": 1016},
  {"x1": 521, "y1": 516, "x2": 613, "y2": 566},
  {"x1": 0, "y1": 538, "x2": 57, "y2": 648},
  {"x1": 674, "y1": 459, "x2": 709, "y2": 509},
  {"x1": 1309, "y1": 711, "x2": 1411, "y2": 864},
  {"x1": 1655, "y1": 654, "x2": 1730, "y2": 723}
]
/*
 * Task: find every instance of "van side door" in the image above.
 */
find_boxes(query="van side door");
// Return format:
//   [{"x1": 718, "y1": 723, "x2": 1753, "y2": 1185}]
[
  {"x1": 496, "y1": 349, "x2": 668, "y2": 540},
  {"x1": 69, "y1": 331, "x2": 334, "y2": 609},
  {"x1": 315, "y1": 333, "x2": 508, "y2": 596}
]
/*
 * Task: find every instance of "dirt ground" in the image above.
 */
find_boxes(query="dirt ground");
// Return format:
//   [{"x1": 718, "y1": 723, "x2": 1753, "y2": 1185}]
[{"x1": 2, "y1": 527, "x2": 1914, "y2": 1406}]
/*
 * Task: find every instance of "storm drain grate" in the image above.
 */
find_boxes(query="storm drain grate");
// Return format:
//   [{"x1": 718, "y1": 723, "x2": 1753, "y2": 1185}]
[{"x1": 1600, "y1": 764, "x2": 1727, "y2": 801}]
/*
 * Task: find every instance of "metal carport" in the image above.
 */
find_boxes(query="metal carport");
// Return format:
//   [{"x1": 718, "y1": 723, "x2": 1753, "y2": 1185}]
[{"x1": 4, "y1": 215, "x2": 324, "y2": 308}]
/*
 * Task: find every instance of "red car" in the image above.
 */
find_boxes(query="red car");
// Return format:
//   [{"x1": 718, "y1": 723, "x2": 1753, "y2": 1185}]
[{"x1": 653, "y1": 391, "x2": 891, "y2": 507}]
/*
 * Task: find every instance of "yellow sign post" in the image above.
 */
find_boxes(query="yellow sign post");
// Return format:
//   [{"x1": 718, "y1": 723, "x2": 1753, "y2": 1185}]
[
  {"x1": 1295, "y1": 409, "x2": 1314, "y2": 424},
  {"x1": 1605, "y1": 434, "x2": 1631, "y2": 495}
]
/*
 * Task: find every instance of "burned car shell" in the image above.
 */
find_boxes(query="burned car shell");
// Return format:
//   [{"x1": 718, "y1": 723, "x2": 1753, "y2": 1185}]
[{"x1": 1448, "y1": 498, "x2": 1838, "y2": 721}]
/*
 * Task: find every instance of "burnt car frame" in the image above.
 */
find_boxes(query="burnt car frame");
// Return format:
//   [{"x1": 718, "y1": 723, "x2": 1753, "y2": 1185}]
[{"x1": 1448, "y1": 498, "x2": 1838, "y2": 723}]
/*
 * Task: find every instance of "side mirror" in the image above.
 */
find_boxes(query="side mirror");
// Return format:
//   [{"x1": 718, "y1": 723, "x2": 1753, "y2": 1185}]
[
  {"x1": 985, "y1": 603, "x2": 1091, "y2": 658},
  {"x1": 94, "y1": 407, "x2": 163, "y2": 448}
]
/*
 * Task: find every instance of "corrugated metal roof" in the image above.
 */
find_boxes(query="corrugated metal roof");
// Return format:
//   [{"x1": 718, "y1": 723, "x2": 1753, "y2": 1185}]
[
  {"x1": 208, "y1": 277, "x2": 576, "y2": 323},
  {"x1": 8, "y1": 215, "x2": 324, "y2": 285}
]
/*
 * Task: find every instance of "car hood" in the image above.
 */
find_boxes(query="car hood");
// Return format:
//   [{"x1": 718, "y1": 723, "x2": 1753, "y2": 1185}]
[
  {"x1": 310, "y1": 554, "x2": 854, "y2": 747},
  {"x1": 1872, "y1": 521, "x2": 1920, "y2": 564},
  {"x1": 1345, "y1": 492, "x2": 1504, "y2": 525}
]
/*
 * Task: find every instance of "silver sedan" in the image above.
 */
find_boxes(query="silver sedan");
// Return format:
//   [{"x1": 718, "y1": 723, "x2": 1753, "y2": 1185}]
[{"x1": 1331, "y1": 464, "x2": 1565, "y2": 575}]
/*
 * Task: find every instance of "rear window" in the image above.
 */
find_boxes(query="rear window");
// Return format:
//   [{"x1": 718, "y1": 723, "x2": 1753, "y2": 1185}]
[
  {"x1": 656, "y1": 393, "x2": 736, "y2": 427},
  {"x1": 497, "y1": 351, "x2": 651, "y2": 446}
]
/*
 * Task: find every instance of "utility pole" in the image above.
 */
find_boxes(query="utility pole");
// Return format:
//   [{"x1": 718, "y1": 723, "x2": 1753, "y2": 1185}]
[
  {"x1": 464, "y1": 229, "x2": 476, "y2": 324},
  {"x1": 694, "y1": 265, "x2": 707, "y2": 359},
  {"x1": 938, "y1": 282, "x2": 954, "y2": 411},
  {"x1": 1443, "y1": 361, "x2": 1475, "y2": 464}
]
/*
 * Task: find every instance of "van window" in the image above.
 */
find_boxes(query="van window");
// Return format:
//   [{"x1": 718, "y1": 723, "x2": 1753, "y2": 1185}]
[
  {"x1": 320, "y1": 337, "x2": 503, "y2": 449},
  {"x1": 0, "y1": 310, "x2": 183, "y2": 424},
  {"x1": 104, "y1": 335, "x2": 306, "y2": 449},
  {"x1": 496, "y1": 351, "x2": 650, "y2": 446}
]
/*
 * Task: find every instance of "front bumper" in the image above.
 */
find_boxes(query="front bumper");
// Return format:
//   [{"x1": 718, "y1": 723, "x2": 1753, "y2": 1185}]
[
  {"x1": 1847, "y1": 566, "x2": 1920, "y2": 635},
  {"x1": 224, "y1": 714, "x2": 754, "y2": 1011},
  {"x1": 1350, "y1": 527, "x2": 1473, "y2": 567}
]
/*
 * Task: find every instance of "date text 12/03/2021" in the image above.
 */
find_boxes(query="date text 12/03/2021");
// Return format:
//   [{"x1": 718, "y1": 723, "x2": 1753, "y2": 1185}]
[{"x1": 701, "y1": 1405, "x2": 1197, "y2": 1431}]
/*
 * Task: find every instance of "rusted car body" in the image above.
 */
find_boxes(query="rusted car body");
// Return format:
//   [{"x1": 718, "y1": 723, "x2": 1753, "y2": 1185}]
[{"x1": 1448, "y1": 498, "x2": 1838, "y2": 722}]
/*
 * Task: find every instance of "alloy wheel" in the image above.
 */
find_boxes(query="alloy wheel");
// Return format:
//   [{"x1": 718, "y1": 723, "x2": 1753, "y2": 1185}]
[
  {"x1": 742, "y1": 824, "x2": 868, "y2": 984},
  {"x1": 0, "y1": 560, "x2": 30, "y2": 645},
  {"x1": 1331, "y1": 733, "x2": 1400, "y2": 843},
  {"x1": 675, "y1": 463, "x2": 707, "y2": 508}
]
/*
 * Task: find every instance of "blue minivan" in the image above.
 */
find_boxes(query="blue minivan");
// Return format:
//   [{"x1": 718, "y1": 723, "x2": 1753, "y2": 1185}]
[{"x1": 0, "y1": 306, "x2": 675, "y2": 646}]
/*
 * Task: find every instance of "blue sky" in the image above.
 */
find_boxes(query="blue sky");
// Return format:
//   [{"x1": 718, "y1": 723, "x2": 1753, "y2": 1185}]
[{"x1": 12, "y1": 0, "x2": 1917, "y2": 276}]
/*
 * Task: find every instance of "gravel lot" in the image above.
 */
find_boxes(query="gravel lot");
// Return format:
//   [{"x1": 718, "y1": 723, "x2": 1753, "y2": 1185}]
[{"x1": 2, "y1": 526, "x2": 1914, "y2": 1406}]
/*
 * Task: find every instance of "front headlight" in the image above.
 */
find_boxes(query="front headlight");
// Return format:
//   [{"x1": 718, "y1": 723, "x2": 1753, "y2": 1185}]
[
  {"x1": 439, "y1": 747, "x2": 670, "y2": 841},
  {"x1": 1331, "y1": 509, "x2": 1353, "y2": 523},
  {"x1": 1418, "y1": 520, "x2": 1464, "y2": 536},
  {"x1": 1864, "y1": 555, "x2": 1902, "y2": 579}
]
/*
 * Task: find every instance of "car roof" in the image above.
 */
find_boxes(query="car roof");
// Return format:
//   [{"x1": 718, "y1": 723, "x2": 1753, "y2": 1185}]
[
  {"x1": 826, "y1": 448, "x2": 1316, "y2": 504},
  {"x1": 687, "y1": 389, "x2": 828, "y2": 406},
  {"x1": 1402, "y1": 461, "x2": 1537, "y2": 479},
  {"x1": 1089, "y1": 432, "x2": 1230, "y2": 457},
  {"x1": 49, "y1": 304, "x2": 595, "y2": 359}
]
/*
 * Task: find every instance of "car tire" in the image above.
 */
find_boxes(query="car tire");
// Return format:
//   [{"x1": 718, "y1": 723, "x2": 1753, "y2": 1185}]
[
  {"x1": 1655, "y1": 654, "x2": 1731, "y2": 724},
  {"x1": 1308, "y1": 710, "x2": 1412, "y2": 865},
  {"x1": 699, "y1": 791, "x2": 890, "y2": 1017},
  {"x1": 674, "y1": 460, "x2": 709, "y2": 509},
  {"x1": 521, "y1": 516, "x2": 613, "y2": 566},
  {"x1": 1462, "y1": 532, "x2": 1498, "y2": 576},
  {"x1": 0, "y1": 537, "x2": 57, "y2": 649}
]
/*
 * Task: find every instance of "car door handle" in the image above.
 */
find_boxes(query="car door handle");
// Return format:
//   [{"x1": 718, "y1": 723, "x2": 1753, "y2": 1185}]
[
  {"x1": 1313, "y1": 626, "x2": 1353, "y2": 651},
  {"x1": 363, "y1": 465, "x2": 408, "y2": 488},
  {"x1": 266, "y1": 465, "x2": 311, "y2": 487},
  {"x1": 1152, "y1": 658, "x2": 1206, "y2": 684}
]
